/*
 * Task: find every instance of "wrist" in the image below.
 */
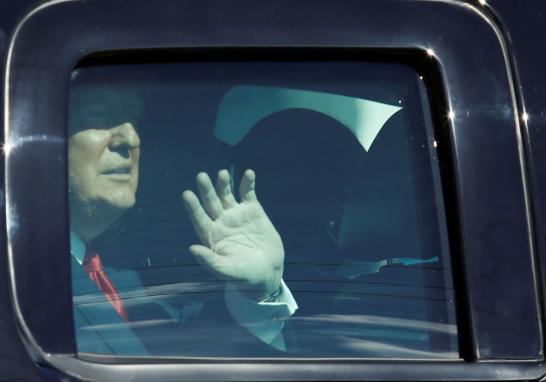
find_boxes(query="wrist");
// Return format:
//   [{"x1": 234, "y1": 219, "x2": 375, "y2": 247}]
[
  {"x1": 236, "y1": 269, "x2": 284, "y2": 301},
  {"x1": 260, "y1": 282, "x2": 283, "y2": 303}
]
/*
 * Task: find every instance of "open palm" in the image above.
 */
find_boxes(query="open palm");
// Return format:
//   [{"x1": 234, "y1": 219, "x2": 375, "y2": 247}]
[{"x1": 182, "y1": 169, "x2": 284, "y2": 301}]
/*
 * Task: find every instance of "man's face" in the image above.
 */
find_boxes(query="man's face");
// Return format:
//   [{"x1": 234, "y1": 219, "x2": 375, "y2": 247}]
[
  {"x1": 69, "y1": 122, "x2": 140, "y2": 211},
  {"x1": 68, "y1": 86, "x2": 141, "y2": 235}
]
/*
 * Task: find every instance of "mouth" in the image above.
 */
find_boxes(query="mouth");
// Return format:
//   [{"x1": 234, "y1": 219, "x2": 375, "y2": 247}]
[{"x1": 101, "y1": 166, "x2": 132, "y2": 181}]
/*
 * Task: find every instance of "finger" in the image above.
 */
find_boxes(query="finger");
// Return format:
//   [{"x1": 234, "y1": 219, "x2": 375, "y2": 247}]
[
  {"x1": 216, "y1": 169, "x2": 238, "y2": 209},
  {"x1": 189, "y1": 245, "x2": 232, "y2": 280},
  {"x1": 196, "y1": 172, "x2": 224, "y2": 220},
  {"x1": 239, "y1": 169, "x2": 257, "y2": 202},
  {"x1": 181, "y1": 190, "x2": 212, "y2": 244}
]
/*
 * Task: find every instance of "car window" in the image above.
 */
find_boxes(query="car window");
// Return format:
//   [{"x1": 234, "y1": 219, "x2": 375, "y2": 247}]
[{"x1": 68, "y1": 60, "x2": 458, "y2": 358}]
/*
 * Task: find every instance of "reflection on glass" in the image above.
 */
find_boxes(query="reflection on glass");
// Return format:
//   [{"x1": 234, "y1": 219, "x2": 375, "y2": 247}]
[
  {"x1": 69, "y1": 60, "x2": 458, "y2": 358},
  {"x1": 214, "y1": 86, "x2": 402, "y2": 151}
]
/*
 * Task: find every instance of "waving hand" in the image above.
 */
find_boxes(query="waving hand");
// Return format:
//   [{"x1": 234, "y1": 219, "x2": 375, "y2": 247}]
[{"x1": 182, "y1": 169, "x2": 284, "y2": 301}]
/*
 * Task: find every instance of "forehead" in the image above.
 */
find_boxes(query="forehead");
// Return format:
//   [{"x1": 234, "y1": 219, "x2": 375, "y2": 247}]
[
  {"x1": 70, "y1": 85, "x2": 141, "y2": 115},
  {"x1": 69, "y1": 69, "x2": 143, "y2": 134}
]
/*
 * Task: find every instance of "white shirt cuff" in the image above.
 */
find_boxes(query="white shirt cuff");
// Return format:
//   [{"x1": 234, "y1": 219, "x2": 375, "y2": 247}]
[{"x1": 224, "y1": 280, "x2": 298, "y2": 350}]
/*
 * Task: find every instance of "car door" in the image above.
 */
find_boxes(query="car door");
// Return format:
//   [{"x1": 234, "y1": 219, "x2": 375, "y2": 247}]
[{"x1": 1, "y1": 0, "x2": 545, "y2": 381}]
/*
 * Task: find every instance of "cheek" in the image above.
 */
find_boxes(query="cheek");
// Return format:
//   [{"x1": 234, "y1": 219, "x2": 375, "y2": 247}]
[
  {"x1": 68, "y1": 137, "x2": 104, "y2": 197},
  {"x1": 68, "y1": 160, "x2": 95, "y2": 200},
  {"x1": 69, "y1": 130, "x2": 108, "y2": 163},
  {"x1": 68, "y1": 147, "x2": 85, "y2": 187},
  {"x1": 69, "y1": 131, "x2": 108, "y2": 167}
]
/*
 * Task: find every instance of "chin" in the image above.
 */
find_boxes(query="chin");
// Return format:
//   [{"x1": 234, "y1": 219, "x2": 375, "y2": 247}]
[
  {"x1": 106, "y1": 193, "x2": 136, "y2": 212},
  {"x1": 106, "y1": 185, "x2": 136, "y2": 205},
  {"x1": 73, "y1": 189, "x2": 136, "y2": 221},
  {"x1": 70, "y1": 194, "x2": 136, "y2": 242}
]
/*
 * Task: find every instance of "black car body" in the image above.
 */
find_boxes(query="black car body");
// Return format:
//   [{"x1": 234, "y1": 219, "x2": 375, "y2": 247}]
[{"x1": 1, "y1": 0, "x2": 546, "y2": 381}]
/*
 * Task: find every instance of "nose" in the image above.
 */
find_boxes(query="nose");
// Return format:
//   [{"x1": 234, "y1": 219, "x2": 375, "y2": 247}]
[{"x1": 108, "y1": 122, "x2": 141, "y2": 152}]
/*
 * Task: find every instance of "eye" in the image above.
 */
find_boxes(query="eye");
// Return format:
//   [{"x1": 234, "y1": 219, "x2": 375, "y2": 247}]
[{"x1": 78, "y1": 105, "x2": 111, "y2": 128}]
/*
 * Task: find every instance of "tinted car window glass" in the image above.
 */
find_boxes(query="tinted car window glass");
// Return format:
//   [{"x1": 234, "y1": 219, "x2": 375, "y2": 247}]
[{"x1": 68, "y1": 59, "x2": 458, "y2": 358}]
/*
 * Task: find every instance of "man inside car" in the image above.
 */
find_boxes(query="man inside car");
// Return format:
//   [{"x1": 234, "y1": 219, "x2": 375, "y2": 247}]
[{"x1": 68, "y1": 77, "x2": 297, "y2": 355}]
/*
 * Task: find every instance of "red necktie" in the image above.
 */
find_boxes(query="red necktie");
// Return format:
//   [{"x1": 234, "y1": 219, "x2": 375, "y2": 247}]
[{"x1": 83, "y1": 250, "x2": 129, "y2": 321}]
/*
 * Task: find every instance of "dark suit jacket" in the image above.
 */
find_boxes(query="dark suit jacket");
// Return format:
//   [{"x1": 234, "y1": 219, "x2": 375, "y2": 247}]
[{"x1": 71, "y1": 257, "x2": 295, "y2": 357}]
